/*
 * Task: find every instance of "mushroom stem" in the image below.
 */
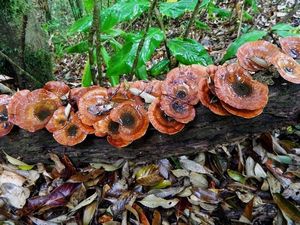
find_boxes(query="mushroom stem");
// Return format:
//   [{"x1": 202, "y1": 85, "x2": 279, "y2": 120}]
[
  {"x1": 129, "y1": 87, "x2": 156, "y2": 104},
  {"x1": 64, "y1": 103, "x2": 72, "y2": 118}
]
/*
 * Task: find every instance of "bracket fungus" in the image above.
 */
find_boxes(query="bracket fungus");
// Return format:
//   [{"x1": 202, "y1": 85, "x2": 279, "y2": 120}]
[
  {"x1": 148, "y1": 98, "x2": 185, "y2": 135},
  {"x1": 0, "y1": 95, "x2": 14, "y2": 137},
  {"x1": 8, "y1": 89, "x2": 61, "y2": 132},
  {"x1": 279, "y1": 37, "x2": 300, "y2": 59},
  {"x1": 1, "y1": 37, "x2": 299, "y2": 147},
  {"x1": 214, "y1": 64, "x2": 268, "y2": 110}
]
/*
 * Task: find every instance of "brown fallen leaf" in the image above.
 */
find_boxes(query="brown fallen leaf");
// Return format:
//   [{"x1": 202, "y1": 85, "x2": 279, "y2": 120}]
[{"x1": 273, "y1": 193, "x2": 300, "y2": 222}]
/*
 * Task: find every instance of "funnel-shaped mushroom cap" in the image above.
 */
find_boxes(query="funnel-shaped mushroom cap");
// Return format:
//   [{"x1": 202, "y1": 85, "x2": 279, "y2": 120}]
[
  {"x1": 69, "y1": 86, "x2": 99, "y2": 107},
  {"x1": 160, "y1": 96, "x2": 196, "y2": 123},
  {"x1": 198, "y1": 78, "x2": 230, "y2": 116},
  {"x1": 8, "y1": 90, "x2": 30, "y2": 124},
  {"x1": 148, "y1": 98, "x2": 185, "y2": 135},
  {"x1": 78, "y1": 87, "x2": 109, "y2": 126},
  {"x1": 279, "y1": 37, "x2": 300, "y2": 59},
  {"x1": 93, "y1": 115, "x2": 132, "y2": 147},
  {"x1": 237, "y1": 40, "x2": 280, "y2": 71},
  {"x1": 0, "y1": 95, "x2": 14, "y2": 137},
  {"x1": 214, "y1": 64, "x2": 269, "y2": 110},
  {"x1": 53, "y1": 112, "x2": 87, "y2": 146},
  {"x1": 46, "y1": 106, "x2": 69, "y2": 133},
  {"x1": 110, "y1": 101, "x2": 149, "y2": 142},
  {"x1": 272, "y1": 52, "x2": 300, "y2": 84},
  {"x1": 9, "y1": 89, "x2": 61, "y2": 132},
  {"x1": 162, "y1": 66, "x2": 202, "y2": 105},
  {"x1": 73, "y1": 112, "x2": 95, "y2": 134},
  {"x1": 44, "y1": 81, "x2": 70, "y2": 97},
  {"x1": 221, "y1": 101, "x2": 263, "y2": 119}
]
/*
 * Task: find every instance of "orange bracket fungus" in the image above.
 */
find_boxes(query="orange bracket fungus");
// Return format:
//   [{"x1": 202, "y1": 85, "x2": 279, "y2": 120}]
[
  {"x1": 1, "y1": 37, "x2": 299, "y2": 148},
  {"x1": 0, "y1": 95, "x2": 14, "y2": 137},
  {"x1": 279, "y1": 37, "x2": 300, "y2": 59}
]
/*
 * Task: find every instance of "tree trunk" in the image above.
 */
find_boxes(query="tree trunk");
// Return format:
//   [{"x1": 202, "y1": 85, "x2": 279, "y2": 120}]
[{"x1": 1, "y1": 79, "x2": 299, "y2": 164}]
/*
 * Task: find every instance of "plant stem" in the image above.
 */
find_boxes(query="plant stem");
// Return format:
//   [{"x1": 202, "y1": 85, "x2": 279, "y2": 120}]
[
  {"x1": 184, "y1": 0, "x2": 202, "y2": 38},
  {"x1": 95, "y1": 0, "x2": 103, "y2": 86},
  {"x1": 0, "y1": 51, "x2": 43, "y2": 87},
  {"x1": 154, "y1": 6, "x2": 171, "y2": 61},
  {"x1": 129, "y1": 0, "x2": 158, "y2": 80},
  {"x1": 237, "y1": 0, "x2": 244, "y2": 38}
]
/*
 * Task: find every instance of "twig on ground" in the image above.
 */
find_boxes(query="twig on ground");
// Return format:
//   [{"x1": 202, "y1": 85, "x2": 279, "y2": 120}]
[
  {"x1": 184, "y1": 0, "x2": 202, "y2": 38},
  {"x1": 237, "y1": 0, "x2": 245, "y2": 38}
]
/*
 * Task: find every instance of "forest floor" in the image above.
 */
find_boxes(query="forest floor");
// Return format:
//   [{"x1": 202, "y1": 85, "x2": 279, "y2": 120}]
[{"x1": 1, "y1": 0, "x2": 300, "y2": 224}]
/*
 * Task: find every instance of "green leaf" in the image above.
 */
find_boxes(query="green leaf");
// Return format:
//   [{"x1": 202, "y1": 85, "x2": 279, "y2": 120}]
[
  {"x1": 66, "y1": 41, "x2": 89, "y2": 54},
  {"x1": 3, "y1": 151, "x2": 34, "y2": 170},
  {"x1": 68, "y1": 0, "x2": 149, "y2": 34},
  {"x1": 159, "y1": 0, "x2": 198, "y2": 19},
  {"x1": 227, "y1": 169, "x2": 246, "y2": 184},
  {"x1": 212, "y1": 6, "x2": 231, "y2": 18},
  {"x1": 243, "y1": 12, "x2": 253, "y2": 22},
  {"x1": 245, "y1": 0, "x2": 258, "y2": 12},
  {"x1": 68, "y1": 15, "x2": 92, "y2": 34},
  {"x1": 271, "y1": 23, "x2": 300, "y2": 37},
  {"x1": 82, "y1": 60, "x2": 93, "y2": 87},
  {"x1": 136, "y1": 65, "x2": 148, "y2": 80},
  {"x1": 107, "y1": 28, "x2": 164, "y2": 82},
  {"x1": 195, "y1": 20, "x2": 211, "y2": 30},
  {"x1": 109, "y1": 38, "x2": 123, "y2": 51},
  {"x1": 273, "y1": 193, "x2": 300, "y2": 222},
  {"x1": 100, "y1": 47, "x2": 110, "y2": 66},
  {"x1": 83, "y1": 0, "x2": 93, "y2": 13},
  {"x1": 222, "y1": 30, "x2": 267, "y2": 62},
  {"x1": 150, "y1": 59, "x2": 170, "y2": 76},
  {"x1": 272, "y1": 23, "x2": 294, "y2": 31},
  {"x1": 109, "y1": 76, "x2": 120, "y2": 86},
  {"x1": 167, "y1": 38, "x2": 213, "y2": 65}
]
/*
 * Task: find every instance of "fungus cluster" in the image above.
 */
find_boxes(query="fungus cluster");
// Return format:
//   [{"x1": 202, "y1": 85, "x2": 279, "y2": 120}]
[{"x1": 0, "y1": 37, "x2": 299, "y2": 147}]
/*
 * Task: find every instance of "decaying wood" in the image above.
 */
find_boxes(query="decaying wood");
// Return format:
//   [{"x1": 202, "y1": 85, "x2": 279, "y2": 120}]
[{"x1": 0, "y1": 79, "x2": 299, "y2": 164}]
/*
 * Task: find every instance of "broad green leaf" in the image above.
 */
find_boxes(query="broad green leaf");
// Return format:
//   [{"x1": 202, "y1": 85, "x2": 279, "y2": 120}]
[
  {"x1": 82, "y1": 60, "x2": 93, "y2": 87},
  {"x1": 109, "y1": 76, "x2": 120, "y2": 86},
  {"x1": 274, "y1": 30, "x2": 300, "y2": 37},
  {"x1": 83, "y1": 0, "x2": 93, "y2": 13},
  {"x1": 68, "y1": 15, "x2": 92, "y2": 34},
  {"x1": 3, "y1": 151, "x2": 34, "y2": 170},
  {"x1": 66, "y1": 41, "x2": 89, "y2": 54},
  {"x1": 150, "y1": 59, "x2": 170, "y2": 76},
  {"x1": 222, "y1": 30, "x2": 267, "y2": 62},
  {"x1": 109, "y1": 38, "x2": 123, "y2": 51},
  {"x1": 68, "y1": 0, "x2": 149, "y2": 34},
  {"x1": 159, "y1": 0, "x2": 197, "y2": 19},
  {"x1": 100, "y1": 47, "x2": 110, "y2": 66},
  {"x1": 167, "y1": 38, "x2": 213, "y2": 65},
  {"x1": 195, "y1": 20, "x2": 211, "y2": 30},
  {"x1": 243, "y1": 12, "x2": 253, "y2": 22},
  {"x1": 107, "y1": 28, "x2": 164, "y2": 83},
  {"x1": 272, "y1": 23, "x2": 294, "y2": 31},
  {"x1": 212, "y1": 6, "x2": 231, "y2": 18},
  {"x1": 136, "y1": 65, "x2": 148, "y2": 80},
  {"x1": 273, "y1": 193, "x2": 300, "y2": 222},
  {"x1": 272, "y1": 23, "x2": 300, "y2": 37}
]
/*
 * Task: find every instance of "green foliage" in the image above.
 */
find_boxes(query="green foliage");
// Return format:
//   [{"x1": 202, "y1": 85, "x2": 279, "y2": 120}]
[
  {"x1": 245, "y1": 0, "x2": 258, "y2": 13},
  {"x1": 167, "y1": 38, "x2": 213, "y2": 66},
  {"x1": 82, "y1": 60, "x2": 92, "y2": 87},
  {"x1": 150, "y1": 59, "x2": 170, "y2": 77},
  {"x1": 194, "y1": 20, "x2": 210, "y2": 31},
  {"x1": 159, "y1": 0, "x2": 198, "y2": 19},
  {"x1": 271, "y1": 23, "x2": 300, "y2": 37},
  {"x1": 222, "y1": 30, "x2": 268, "y2": 62},
  {"x1": 106, "y1": 28, "x2": 164, "y2": 85},
  {"x1": 66, "y1": 41, "x2": 89, "y2": 53}
]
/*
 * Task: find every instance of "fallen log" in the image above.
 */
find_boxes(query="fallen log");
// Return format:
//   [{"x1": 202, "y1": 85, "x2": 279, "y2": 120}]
[{"x1": 1, "y1": 79, "x2": 299, "y2": 164}]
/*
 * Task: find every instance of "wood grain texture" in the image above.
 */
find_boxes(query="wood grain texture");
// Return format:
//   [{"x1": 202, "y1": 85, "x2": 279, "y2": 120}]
[{"x1": 1, "y1": 79, "x2": 299, "y2": 164}]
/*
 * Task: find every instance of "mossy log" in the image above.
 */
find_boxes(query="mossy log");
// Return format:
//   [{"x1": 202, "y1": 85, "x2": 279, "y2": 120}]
[{"x1": 1, "y1": 79, "x2": 300, "y2": 164}]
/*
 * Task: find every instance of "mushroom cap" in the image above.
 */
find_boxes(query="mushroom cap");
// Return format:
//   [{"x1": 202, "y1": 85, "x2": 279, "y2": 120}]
[
  {"x1": 237, "y1": 40, "x2": 280, "y2": 71},
  {"x1": 78, "y1": 87, "x2": 109, "y2": 126},
  {"x1": 46, "y1": 106, "x2": 69, "y2": 133},
  {"x1": 44, "y1": 81, "x2": 70, "y2": 98},
  {"x1": 8, "y1": 89, "x2": 61, "y2": 132},
  {"x1": 130, "y1": 80, "x2": 163, "y2": 97},
  {"x1": 73, "y1": 112, "x2": 95, "y2": 134},
  {"x1": 221, "y1": 101, "x2": 263, "y2": 119},
  {"x1": 198, "y1": 78, "x2": 230, "y2": 116},
  {"x1": 160, "y1": 95, "x2": 196, "y2": 123},
  {"x1": 148, "y1": 98, "x2": 185, "y2": 135},
  {"x1": 69, "y1": 86, "x2": 99, "y2": 108},
  {"x1": 271, "y1": 52, "x2": 300, "y2": 84},
  {"x1": 109, "y1": 101, "x2": 149, "y2": 142},
  {"x1": 279, "y1": 37, "x2": 300, "y2": 59},
  {"x1": 214, "y1": 64, "x2": 269, "y2": 110},
  {"x1": 53, "y1": 112, "x2": 87, "y2": 146},
  {"x1": 0, "y1": 95, "x2": 14, "y2": 137},
  {"x1": 8, "y1": 90, "x2": 30, "y2": 125},
  {"x1": 162, "y1": 66, "x2": 202, "y2": 105},
  {"x1": 108, "y1": 83, "x2": 144, "y2": 105}
]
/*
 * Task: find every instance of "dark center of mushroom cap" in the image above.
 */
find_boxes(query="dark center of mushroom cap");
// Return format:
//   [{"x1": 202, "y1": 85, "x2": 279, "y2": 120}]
[
  {"x1": 66, "y1": 124, "x2": 79, "y2": 137},
  {"x1": 33, "y1": 102, "x2": 57, "y2": 122},
  {"x1": 171, "y1": 101, "x2": 186, "y2": 114},
  {"x1": 108, "y1": 121, "x2": 119, "y2": 134},
  {"x1": 120, "y1": 112, "x2": 136, "y2": 128},
  {"x1": 231, "y1": 81, "x2": 253, "y2": 97},
  {"x1": 290, "y1": 49, "x2": 299, "y2": 59},
  {"x1": 176, "y1": 90, "x2": 187, "y2": 99},
  {"x1": 0, "y1": 107, "x2": 8, "y2": 122}
]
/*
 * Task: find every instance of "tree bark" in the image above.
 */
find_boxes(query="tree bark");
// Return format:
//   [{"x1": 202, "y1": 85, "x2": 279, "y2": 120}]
[{"x1": 1, "y1": 79, "x2": 300, "y2": 164}]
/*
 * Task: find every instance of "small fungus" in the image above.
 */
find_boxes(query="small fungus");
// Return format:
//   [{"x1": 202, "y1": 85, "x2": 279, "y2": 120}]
[
  {"x1": 44, "y1": 81, "x2": 70, "y2": 98},
  {"x1": 279, "y1": 37, "x2": 300, "y2": 59}
]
